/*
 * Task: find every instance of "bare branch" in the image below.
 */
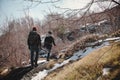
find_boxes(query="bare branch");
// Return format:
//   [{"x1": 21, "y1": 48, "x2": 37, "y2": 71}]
[
  {"x1": 23, "y1": 0, "x2": 61, "y2": 10},
  {"x1": 24, "y1": 0, "x2": 61, "y2": 3},
  {"x1": 112, "y1": 0, "x2": 120, "y2": 5},
  {"x1": 54, "y1": 0, "x2": 94, "y2": 11}
]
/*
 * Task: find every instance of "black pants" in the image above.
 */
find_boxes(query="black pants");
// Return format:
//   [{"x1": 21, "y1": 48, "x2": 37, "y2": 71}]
[
  {"x1": 44, "y1": 44, "x2": 52, "y2": 61},
  {"x1": 46, "y1": 49, "x2": 51, "y2": 61},
  {"x1": 30, "y1": 46, "x2": 39, "y2": 67}
]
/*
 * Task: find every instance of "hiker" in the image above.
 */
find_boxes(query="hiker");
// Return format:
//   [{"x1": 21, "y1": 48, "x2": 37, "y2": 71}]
[
  {"x1": 44, "y1": 31, "x2": 56, "y2": 61},
  {"x1": 27, "y1": 27, "x2": 41, "y2": 68}
]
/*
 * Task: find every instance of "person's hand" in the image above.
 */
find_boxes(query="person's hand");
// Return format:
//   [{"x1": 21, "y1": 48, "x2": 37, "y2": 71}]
[
  {"x1": 39, "y1": 47, "x2": 42, "y2": 49},
  {"x1": 28, "y1": 46, "x2": 30, "y2": 49},
  {"x1": 43, "y1": 45, "x2": 45, "y2": 48},
  {"x1": 39, "y1": 46, "x2": 42, "y2": 50}
]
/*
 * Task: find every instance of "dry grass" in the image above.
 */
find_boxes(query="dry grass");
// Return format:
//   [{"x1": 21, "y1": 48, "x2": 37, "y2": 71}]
[
  {"x1": 45, "y1": 60, "x2": 56, "y2": 70},
  {"x1": 60, "y1": 34, "x2": 101, "y2": 59},
  {"x1": 44, "y1": 41, "x2": 120, "y2": 80}
]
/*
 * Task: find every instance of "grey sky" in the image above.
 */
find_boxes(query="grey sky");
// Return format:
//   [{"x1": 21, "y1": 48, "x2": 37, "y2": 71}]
[
  {"x1": 0, "y1": 0, "x2": 60, "y2": 24},
  {"x1": 0, "y1": 0, "x2": 117, "y2": 25}
]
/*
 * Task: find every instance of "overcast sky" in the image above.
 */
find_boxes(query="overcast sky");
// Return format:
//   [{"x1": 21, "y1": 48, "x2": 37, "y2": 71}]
[{"x1": 0, "y1": 0, "x2": 117, "y2": 25}]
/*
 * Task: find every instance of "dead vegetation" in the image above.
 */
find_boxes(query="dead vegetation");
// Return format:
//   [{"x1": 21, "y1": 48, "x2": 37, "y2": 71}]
[
  {"x1": 44, "y1": 41, "x2": 120, "y2": 80},
  {"x1": 111, "y1": 29, "x2": 120, "y2": 37},
  {"x1": 58, "y1": 34, "x2": 101, "y2": 59}
]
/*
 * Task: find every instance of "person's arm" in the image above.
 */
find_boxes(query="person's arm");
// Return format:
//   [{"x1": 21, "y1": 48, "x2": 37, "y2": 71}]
[
  {"x1": 52, "y1": 37, "x2": 56, "y2": 46},
  {"x1": 43, "y1": 37, "x2": 47, "y2": 47},
  {"x1": 27, "y1": 33, "x2": 30, "y2": 49},
  {"x1": 38, "y1": 34, "x2": 42, "y2": 49}
]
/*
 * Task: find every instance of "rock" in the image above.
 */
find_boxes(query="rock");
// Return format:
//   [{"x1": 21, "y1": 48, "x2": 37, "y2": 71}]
[
  {"x1": 0, "y1": 68, "x2": 10, "y2": 76},
  {"x1": 102, "y1": 68, "x2": 111, "y2": 76}
]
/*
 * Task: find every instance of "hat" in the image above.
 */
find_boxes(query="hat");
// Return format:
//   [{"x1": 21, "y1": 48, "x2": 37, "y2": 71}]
[
  {"x1": 48, "y1": 31, "x2": 52, "y2": 34},
  {"x1": 32, "y1": 27, "x2": 37, "y2": 31}
]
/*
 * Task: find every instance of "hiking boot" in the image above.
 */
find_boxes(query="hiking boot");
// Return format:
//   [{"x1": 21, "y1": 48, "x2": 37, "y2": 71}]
[
  {"x1": 30, "y1": 66, "x2": 34, "y2": 69},
  {"x1": 46, "y1": 59, "x2": 49, "y2": 61},
  {"x1": 35, "y1": 64, "x2": 38, "y2": 67}
]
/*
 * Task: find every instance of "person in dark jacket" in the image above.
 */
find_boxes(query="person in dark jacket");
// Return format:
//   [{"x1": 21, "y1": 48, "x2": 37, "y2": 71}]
[
  {"x1": 44, "y1": 31, "x2": 56, "y2": 61},
  {"x1": 27, "y1": 27, "x2": 41, "y2": 68}
]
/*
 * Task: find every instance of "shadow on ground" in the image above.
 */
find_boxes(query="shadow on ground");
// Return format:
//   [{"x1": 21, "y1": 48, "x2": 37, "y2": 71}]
[{"x1": 0, "y1": 66, "x2": 33, "y2": 80}]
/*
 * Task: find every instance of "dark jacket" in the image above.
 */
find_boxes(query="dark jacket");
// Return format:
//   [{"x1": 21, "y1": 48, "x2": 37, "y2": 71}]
[
  {"x1": 44, "y1": 35, "x2": 56, "y2": 49},
  {"x1": 27, "y1": 31, "x2": 41, "y2": 48}
]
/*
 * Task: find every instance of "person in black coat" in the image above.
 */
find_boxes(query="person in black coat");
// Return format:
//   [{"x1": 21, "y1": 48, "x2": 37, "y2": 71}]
[
  {"x1": 44, "y1": 31, "x2": 56, "y2": 61},
  {"x1": 27, "y1": 27, "x2": 41, "y2": 68}
]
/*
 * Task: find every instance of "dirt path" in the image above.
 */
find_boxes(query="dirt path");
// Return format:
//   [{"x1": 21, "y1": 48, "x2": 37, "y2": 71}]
[{"x1": 1, "y1": 62, "x2": 47, "y2": 80}]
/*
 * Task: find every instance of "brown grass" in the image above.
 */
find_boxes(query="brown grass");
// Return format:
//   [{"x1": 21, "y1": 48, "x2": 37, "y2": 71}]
[
  {"x1": 44, "y1": 41, "x2": 120, "y2": 80},
  {"x1": 45, "y1": 60, "x2": 56, "y2": 70}
]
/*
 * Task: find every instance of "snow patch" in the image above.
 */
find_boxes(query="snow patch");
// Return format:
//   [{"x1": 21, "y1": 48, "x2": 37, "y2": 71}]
[
  {"x1": 32, "y1": 70, "x2": 48, "y2": 80},
  {"x1": 102, "y1": 68, "x2": 111, "y2": 76},
  {"x1": 97, "y1": 20, "x2": 108, "y2": 25},
  {"x1": 37, "y1": 60, "x2": 46, "y2": 64},
  {"x1": 104, "y1": 37, "x2": 120, "y2": 41},
  {"x1": 31, "y1": 60, "x2": 69, "y2": 80}
]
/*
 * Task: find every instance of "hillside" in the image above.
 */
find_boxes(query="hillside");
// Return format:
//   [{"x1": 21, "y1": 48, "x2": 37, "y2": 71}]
[
  {"x1": 44, "y1": 40, "x2": 120, "y2": 80},
  {"x1": 0, "y1": 32, "x2": 120, "y2": 80}
]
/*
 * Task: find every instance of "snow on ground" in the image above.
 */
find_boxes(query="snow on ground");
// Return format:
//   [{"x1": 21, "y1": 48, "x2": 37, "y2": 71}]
[
  {"x1": 32, "y1": 70, "x2": 48, "y2": 80},
  {"x1": 97, "y1": 19, "x2": 108, "y2": 25},
  {"x1": 24, "y1": 60, "x2": 47, "y2": 68},
  {"x1": 104, "y1": 37, "x2": 120, "y2": 41},
  {"x1": 31, "y1": 37, "x2": 120, "y2": 80},
  {"x1": 37, "y1": 60, "x2": 46, "y2": 64},
  {"x1": 32, "y1": 60, "x2": 70, "y2": 80},
  {"x1": 69, "y1": 40, "x2": 110, "y2": 61},
  {"x1": 102, "y1": 68, "x2": 111, "y2": 76}
]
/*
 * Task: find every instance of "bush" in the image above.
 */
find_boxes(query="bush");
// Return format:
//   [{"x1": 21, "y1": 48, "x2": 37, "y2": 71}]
[
  {"x1": 111, "y1": 29, "x2": 120, "y2": 37},
  {"x1": 62, "y1": 34, "x2": 100, "y2": 59}
]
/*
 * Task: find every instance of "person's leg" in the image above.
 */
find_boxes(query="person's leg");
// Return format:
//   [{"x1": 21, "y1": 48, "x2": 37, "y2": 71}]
[
  {"x1": 47, "y1": 48, "x2": 51, "y2": 61},
  {"x1": 30, "y1": 50, "x2": 34, "y2": 67},
  {"x1": 35, "y1": 49, "x2": 39, "y2": 67}
]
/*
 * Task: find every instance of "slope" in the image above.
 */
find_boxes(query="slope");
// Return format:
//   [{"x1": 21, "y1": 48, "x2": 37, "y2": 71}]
[{"x1": 44, "y1": 41, "x2": 120, "y2": 80}]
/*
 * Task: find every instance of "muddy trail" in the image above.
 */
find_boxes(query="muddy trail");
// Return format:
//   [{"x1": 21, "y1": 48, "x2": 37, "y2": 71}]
[{"x1": 0, "y1": 62, "x2": 47, "y2": 80}]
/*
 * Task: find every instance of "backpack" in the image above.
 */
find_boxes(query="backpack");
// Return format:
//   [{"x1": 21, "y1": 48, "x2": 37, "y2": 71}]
[
  {"x1": 44, "y1": 36, "x2": 53, "y2": 45},
  {"x1": 28, "y1": 31, "x2": 39, "y2": 46}
]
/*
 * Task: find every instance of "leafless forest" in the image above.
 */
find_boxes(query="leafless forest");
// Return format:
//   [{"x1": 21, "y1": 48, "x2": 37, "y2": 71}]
[{"x1": 0, "y1": 0, "x2": 120, "y2": 69}]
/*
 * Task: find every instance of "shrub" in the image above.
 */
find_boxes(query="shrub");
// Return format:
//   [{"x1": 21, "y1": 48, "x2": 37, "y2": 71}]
[
  {"x1": 62, "y1": 34, "x2": 100, "y2": 59},
  {"x1": 111, "y1": 29, "x2": 120, "y2": 37}
]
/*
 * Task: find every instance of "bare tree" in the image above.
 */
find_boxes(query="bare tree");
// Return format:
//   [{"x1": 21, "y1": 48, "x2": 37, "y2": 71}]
[{"x1": 0, "y1": 16, "x2": 37, "y2": 67}]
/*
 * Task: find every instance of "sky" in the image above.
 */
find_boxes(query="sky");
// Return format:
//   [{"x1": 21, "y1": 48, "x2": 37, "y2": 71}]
[{"x1": 0, "y1": 0, "x2": 118, "y2": 25}]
